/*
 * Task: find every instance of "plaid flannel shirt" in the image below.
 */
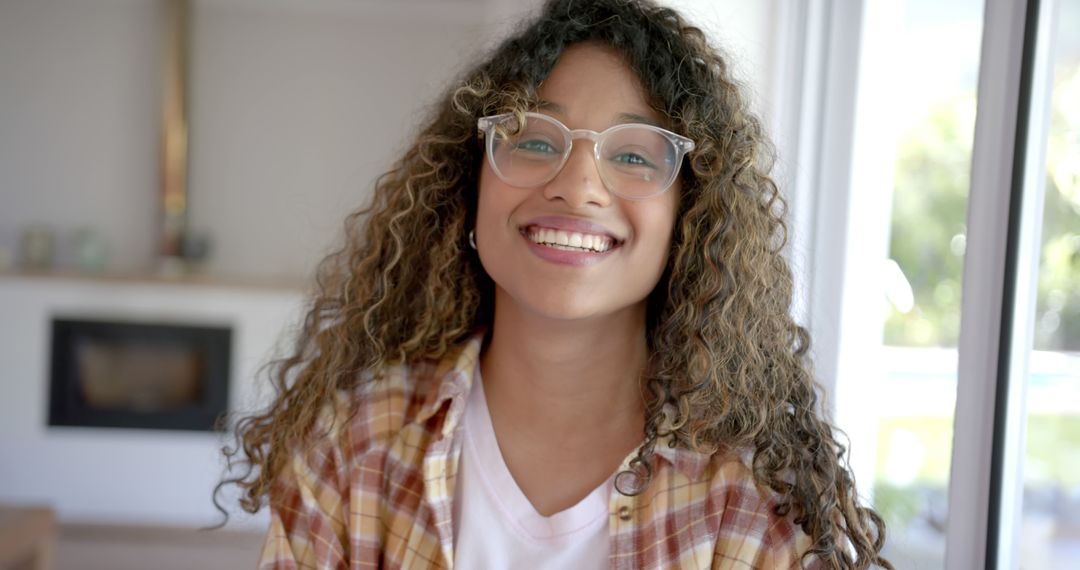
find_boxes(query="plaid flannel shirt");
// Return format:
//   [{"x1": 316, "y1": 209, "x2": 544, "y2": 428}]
[{"x1": 258, "y1": 333, "x2": 820, "y2": 569}]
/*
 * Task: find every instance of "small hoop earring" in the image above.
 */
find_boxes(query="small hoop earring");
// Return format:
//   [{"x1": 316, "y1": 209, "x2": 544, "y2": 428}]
[{"x1": 468, "y1": 230, "x2": 477, "y2": 250}]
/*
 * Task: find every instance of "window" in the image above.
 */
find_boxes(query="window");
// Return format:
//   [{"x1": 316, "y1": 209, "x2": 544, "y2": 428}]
[
  {"x1": 1016, "y1": 0, "x2": 1080, "y2": 565},
  {"x1": 838, "y1": 2, "x2": 986, "y2": 566},
  {"x1": 783, "y1": 0, "x2": 1078, "y2": 566}
]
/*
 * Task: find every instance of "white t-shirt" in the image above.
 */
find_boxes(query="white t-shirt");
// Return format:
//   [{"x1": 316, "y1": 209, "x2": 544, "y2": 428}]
[{"x1": 452, "y1": 368, "x2": 613, "y2": 569}]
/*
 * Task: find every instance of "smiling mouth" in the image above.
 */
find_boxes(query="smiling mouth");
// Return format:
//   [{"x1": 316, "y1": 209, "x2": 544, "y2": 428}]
[{"x1": 522, "y1": 225, "x2": 620, "y2": 253}]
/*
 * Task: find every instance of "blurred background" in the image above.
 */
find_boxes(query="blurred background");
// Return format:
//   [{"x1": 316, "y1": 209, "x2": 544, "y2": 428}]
[{"x1": 0, "y1": 0, "x2": 1076, "y2": 568}]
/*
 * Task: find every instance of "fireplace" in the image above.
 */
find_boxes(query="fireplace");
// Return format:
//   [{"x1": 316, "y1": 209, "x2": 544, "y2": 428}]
[{"x1": 48, "y1": 317, "x2": 232, "y2": 432}]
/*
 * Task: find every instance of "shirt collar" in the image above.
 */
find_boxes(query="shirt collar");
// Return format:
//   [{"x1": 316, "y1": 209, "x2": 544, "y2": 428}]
[
  {"x1": 414, "y1": 331, "x2": 484, "y2": 436},
  {"x1": 652, "y1": 432, "x2": 713, "y2": 481}
]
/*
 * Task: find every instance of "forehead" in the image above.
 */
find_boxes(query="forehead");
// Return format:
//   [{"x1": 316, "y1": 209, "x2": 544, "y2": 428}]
[{"x1": 535, "y1": 42, "x2": 662, "y2": 127}]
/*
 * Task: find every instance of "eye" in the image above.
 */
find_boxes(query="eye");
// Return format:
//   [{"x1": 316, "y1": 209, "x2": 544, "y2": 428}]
[
  {"x1": 611, "y1": 152, "x2": 657, "y2": 169},
  {"x1": 514, "y1": 138, "x2": 561, "y2": 154}
]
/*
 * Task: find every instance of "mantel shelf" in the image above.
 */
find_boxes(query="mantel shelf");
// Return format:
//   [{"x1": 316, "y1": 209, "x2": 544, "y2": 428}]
[{"x1": 0, "y1": 268, "x2": 309, "y2": 293}]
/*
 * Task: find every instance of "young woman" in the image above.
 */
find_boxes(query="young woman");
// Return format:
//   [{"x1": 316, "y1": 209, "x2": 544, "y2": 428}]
[{"x1": 221, "y1": 0, "x2": 891, "y2": 568}]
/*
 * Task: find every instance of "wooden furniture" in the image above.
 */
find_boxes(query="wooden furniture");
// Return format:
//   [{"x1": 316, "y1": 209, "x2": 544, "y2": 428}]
[{"x1": 0, "y1": 506, "x2": 55, "y2": 570}]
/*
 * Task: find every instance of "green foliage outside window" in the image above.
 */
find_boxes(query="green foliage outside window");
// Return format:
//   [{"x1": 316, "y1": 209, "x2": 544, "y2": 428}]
[{"x1": 885, "y1": 65, "x2": 1080, "y2": 351}]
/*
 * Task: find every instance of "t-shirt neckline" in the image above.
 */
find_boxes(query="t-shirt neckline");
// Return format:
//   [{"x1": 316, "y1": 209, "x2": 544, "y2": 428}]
[{"x1": 463, "y1": 366, "x2": 613, "y2": 542}]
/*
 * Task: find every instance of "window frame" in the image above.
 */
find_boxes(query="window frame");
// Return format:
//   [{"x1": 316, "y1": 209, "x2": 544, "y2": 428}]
[{"x1": 775, "y1": 0, "x2": 1060, "y2": 567}]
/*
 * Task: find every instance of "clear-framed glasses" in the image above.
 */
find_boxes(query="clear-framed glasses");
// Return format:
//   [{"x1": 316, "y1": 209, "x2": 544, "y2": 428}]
[{"x1": 477, "y1": 112, "x2": 695, "y2": 200}]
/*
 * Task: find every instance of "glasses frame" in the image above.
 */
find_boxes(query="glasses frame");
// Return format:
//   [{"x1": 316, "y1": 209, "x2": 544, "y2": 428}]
[{"x1": 477, "y1": 112, "x2": 695, "y2": 200}]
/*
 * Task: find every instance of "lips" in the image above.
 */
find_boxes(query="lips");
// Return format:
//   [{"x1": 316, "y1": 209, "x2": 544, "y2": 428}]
[
  {"x1": 524, "y1": 226, "x2": 616, "y2": 253},
  {"x1": 515, "y1": 216, "x2": 624, "y2": 265},
  {"x1": 520, "y1": 215, "x2": 622, "y2": 242}
]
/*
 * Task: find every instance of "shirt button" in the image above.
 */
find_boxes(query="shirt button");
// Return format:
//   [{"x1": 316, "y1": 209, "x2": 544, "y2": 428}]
[{"x1": 617, "y1": 506, "x2": 632, "y2": 521}]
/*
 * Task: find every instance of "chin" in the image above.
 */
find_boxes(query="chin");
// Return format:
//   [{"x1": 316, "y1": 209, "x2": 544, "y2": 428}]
[
  {"x1": 521, "y1": 295, "x2": 605, "y2": 322},
  {"x1": 502, "y1": 283, "x2": 647, "y2": 324}
]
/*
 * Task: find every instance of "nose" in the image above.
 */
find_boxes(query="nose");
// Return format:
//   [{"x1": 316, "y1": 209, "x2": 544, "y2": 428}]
[{"x1": 542, "y1": 142, "x2": 612, "y2": 208}]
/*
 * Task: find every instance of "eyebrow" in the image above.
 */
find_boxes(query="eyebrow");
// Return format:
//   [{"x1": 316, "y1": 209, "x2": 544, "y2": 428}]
[{"x1": 536, "y1": 100, "x2": 664, "y2": 128}]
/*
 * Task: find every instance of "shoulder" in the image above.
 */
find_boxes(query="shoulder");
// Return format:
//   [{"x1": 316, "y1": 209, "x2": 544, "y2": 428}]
[
  {"x1": 271, "y1": 360, "x2": 445, "y2": 493},
  {"x1": 261, "y1": 337, "x2": 481, "y2": 569},
  {"x1": 312, "y1": 332, "x2": 483, "y2": 458},
  {"x1": 624, "y1": 444, "x2": 823, "y2": 569},
  {"x1": 703, "y1": 452, "x2": 822, "y2": 569},
  {"x1": 341, "y1": 359, "x2": 446, "y2": 443}
]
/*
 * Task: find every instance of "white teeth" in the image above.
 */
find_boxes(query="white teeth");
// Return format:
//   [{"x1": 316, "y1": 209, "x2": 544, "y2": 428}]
[{"x1": 526, "y1": 227, "x2": 614, "y2": 253}]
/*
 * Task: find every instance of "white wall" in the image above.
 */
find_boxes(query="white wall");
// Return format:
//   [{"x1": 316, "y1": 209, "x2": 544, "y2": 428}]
[
  {"x1": 0, "y1": 275, "x2": 304, "y2": 527},
  {"x1": 0, "y1": 0, "x2": 163, "y2": 274},
  {"x1": 0, "y1": 0, "x2": 491, "y2": 281},
  {"x1": 186, "y1": 0, "x2": 492, "y2": 280},
  {"x1": 0, "y1": 0, "x2": 779, "y2": 282}
]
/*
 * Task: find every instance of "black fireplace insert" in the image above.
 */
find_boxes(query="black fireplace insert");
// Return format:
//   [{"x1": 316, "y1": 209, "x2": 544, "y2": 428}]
[{"x1": 48, "y1": 317, "x2": 232, "y2": 432}]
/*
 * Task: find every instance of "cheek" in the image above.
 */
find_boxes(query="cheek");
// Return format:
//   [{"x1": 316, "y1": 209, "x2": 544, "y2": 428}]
[
  {"x1": 475, "y1": 166, "x2": 509, "y2": 240},
  {"x1": 474, "y1": 166, "x2": 521, "y2": 275},
  {"x1": 635, "y1": 191, "x2": 679, "y2": 258}
]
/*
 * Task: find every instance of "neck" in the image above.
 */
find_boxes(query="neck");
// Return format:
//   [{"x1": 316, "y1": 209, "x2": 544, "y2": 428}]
[{"x1": 479, "y1": 289, "x2": 649, "y2": 444}]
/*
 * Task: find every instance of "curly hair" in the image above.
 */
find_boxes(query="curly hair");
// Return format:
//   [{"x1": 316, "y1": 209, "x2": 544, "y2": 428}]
[{"x1": 217, "y1": 1, "x2": 890, "y2": 567}]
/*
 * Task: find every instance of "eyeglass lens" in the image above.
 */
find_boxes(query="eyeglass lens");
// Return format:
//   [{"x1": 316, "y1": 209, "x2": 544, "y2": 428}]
[{"x1": 488, "y1": 114, "x2": 678, "y2": 198}]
